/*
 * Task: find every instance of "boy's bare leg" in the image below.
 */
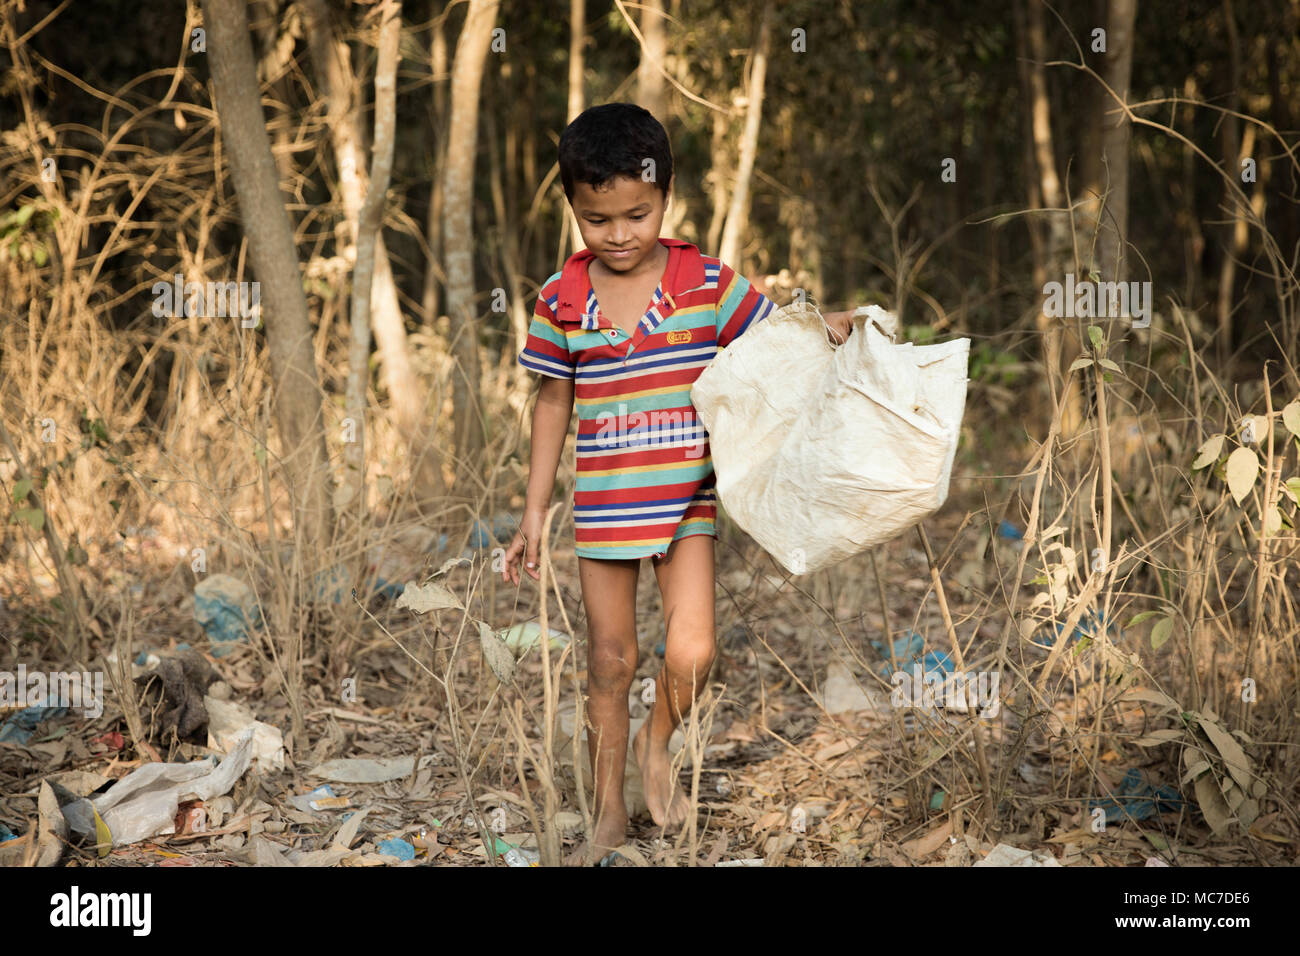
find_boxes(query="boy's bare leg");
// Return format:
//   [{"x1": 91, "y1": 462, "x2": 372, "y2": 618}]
[
  {"x1": 634, "y1": 534, "x2": 716, "y2": 830},
  {"x1": 568, "y1": 554, "x2": 640, "y2": 865}
]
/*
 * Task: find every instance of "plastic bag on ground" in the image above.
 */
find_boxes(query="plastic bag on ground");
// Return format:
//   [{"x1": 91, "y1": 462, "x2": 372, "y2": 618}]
[{"x1": 691, "y1": 302, "x2": 969, "y2": 574}]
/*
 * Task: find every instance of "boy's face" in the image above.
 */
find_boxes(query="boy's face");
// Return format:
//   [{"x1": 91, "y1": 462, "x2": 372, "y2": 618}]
[{"x1": 569, "y1": 173, "x2": 672, "y2": 274}]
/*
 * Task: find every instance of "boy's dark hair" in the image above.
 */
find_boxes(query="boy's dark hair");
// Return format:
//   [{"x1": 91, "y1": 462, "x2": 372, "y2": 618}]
[{"x1": 558, "y1": 103, "x2": 673, "y2": 201}]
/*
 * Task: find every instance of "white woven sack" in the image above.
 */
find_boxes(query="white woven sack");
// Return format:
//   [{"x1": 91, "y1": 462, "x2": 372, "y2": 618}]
[{"x1": 691, "y1": 302, "x2": 969, "y2": 574}]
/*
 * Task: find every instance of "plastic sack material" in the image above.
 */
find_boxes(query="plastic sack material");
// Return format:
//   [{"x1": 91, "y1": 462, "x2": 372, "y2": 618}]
[{"x1": 690, "y1": 302, "x2": 969, "y2": 574}]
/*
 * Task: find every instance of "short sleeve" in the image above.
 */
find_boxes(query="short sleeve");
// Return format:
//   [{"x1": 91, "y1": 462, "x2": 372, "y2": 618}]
[
  {"x1": 518, "y1": 277, "x2": 575, "y2": 380},
  {"x1": 715, "y1": 262, "x2": 777, "y2": 348}
]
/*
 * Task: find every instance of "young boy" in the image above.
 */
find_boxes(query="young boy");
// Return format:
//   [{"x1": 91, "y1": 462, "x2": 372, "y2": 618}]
[{"x1": 501, "y1": 103, "x2": 854, "y2": 864}]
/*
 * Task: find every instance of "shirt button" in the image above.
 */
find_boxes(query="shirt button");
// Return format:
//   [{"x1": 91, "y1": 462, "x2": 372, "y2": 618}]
[{"x1": 607, "y1": 329, "x2": 618, "y2": 338}]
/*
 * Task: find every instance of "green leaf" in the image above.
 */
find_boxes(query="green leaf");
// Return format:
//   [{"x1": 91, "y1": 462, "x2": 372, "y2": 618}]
[
  {"x1": 253, "y1": 445, "x2": 267, "y2": 465},
  {"x1": 1087, "y1": 325, "x2": 1103, "y2": 351},
  {"x1": 1098, "y1": 358, "x2": 1121, "y2": 372},
  {"x1": 15, "y1": 507, "x2": 45, "y2": 531},
  {"x1": 13, "y1": 477, "x2": 32, "y2": 503},
  {"x1": 1150, "y1": 616, "x2": 1174, "y2": 650},
  {"x1": 1283, "y1": 477, "x2": 1300, "y2": 503},
  {"x1": 1225, "y1": 447, "x2": 1259, "y2": 504},
  {"x1": 1263, "y1": 506, "x2": 1283, "y2": 537},
  {"x1": 1192, "y1": 434, "x2": 1225, "y2": 469},
  {"x1": 1067, "y1": 357, "x2": 1093, "y2": 373},
  {"x1": 1127, "y1": 610, "x2": 1162, "y2": 628},
  {"x1": 1282, "y1": 400, "x2": 1300, "y2": 437}
]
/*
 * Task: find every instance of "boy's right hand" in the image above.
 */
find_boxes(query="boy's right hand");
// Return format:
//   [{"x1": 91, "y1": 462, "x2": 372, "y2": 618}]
[{"x1": 501, "y1": 510, "x2": 544, "y2": 585}]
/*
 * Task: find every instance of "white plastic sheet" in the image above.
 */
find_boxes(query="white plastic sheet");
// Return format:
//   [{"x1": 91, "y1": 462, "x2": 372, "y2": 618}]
[{"x1": 691, "y1": 303, "x2": 969, "y2": 574}]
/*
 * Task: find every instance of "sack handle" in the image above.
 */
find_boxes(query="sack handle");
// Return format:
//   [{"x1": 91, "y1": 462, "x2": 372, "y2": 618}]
[{"x1": 852, "y1": 305, "x2": 900, "y2": 342}]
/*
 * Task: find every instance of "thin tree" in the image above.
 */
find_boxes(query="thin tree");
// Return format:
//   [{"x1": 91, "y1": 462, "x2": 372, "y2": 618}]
[
  {"x1": 202, "y1": 0, "x2": 335, "y2": 562},
  {"x1": 718, "y1": 0, "x2": 772, "y2": 271},
  {"x1": 344, "y1": 0, "x2": 402, "y2": 524},
  {"x1": 443, "y1": 0, "x2": 500, "y2": 492}
]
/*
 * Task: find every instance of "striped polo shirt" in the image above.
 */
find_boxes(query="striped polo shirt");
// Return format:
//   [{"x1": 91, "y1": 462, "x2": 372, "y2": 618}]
[{"x1": 519, "y1": 237, "x2": 776, "y2": 559}]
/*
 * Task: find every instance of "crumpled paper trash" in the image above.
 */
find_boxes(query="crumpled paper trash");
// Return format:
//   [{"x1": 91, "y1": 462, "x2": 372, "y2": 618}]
[
  {"x1": 972, "y1": 843, "x2": 1062, "y2": 867},
  {"x1": 205, "y1": 696, "x2": 284, "y2": 772},
  {"x1": 64, "y1": 728, "x2": 255, "y2": 847}
]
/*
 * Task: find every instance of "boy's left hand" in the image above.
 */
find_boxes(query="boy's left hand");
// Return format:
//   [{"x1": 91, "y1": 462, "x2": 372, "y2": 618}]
[{"x1": 823, "y1": 310, "x2": 855, "y2": 344}]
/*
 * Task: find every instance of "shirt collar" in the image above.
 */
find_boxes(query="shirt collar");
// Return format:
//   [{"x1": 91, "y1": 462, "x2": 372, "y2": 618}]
[{"x1": 555, "y1": 237, "x2": 704, "y2": 323}]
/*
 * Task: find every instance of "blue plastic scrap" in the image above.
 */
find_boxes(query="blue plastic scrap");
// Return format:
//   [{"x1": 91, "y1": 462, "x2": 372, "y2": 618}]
[
  {"x1": 1088, "y1": 767, "x2": 1184, "y2": 823},
  {"x1": 376, "y1": 838, "x2": 416, "y2": 861},
  {"x1": 997, "y1": 520, "x2": 1024, "y2": 542},
  {"x1": 193, "y1": 574, "x2": 264, "y2": 657},
  {"x1": 1038, "y1": 609, "x2": 1122, "y2": 647},
  {"x1": 0, "y1": 705, "x2": 70, "y2": 746},
  {"x1": 872, "y1": 632, "x2": 953, "y2": 679}
]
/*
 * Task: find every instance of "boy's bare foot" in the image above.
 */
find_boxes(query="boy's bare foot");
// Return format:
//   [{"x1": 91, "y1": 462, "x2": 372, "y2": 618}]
[
  {"x1": 632, "y1": 720, "x2": 691, "y2": 829},
  {"x1": 563, "y1": 811, "x2": 629, "y2": 866}
]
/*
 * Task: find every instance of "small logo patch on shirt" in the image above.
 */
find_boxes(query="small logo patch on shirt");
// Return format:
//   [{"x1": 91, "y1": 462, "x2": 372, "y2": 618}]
[{"x1": 666, "y1": 330, "x2": 692, "y2": 345}]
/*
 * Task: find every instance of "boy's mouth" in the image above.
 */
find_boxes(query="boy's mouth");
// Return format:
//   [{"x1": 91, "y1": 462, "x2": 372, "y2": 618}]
[{"x1": 607, "y1": 248, "x2": 636, "y2": 259}]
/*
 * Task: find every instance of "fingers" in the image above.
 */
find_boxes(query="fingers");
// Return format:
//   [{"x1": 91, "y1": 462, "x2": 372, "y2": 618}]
[
  {"x1": 502, "y1": 534, "x2": 524, "y2": 585},
  {"x1": 524, "y1": 537, "x2": 540, "y2": 580}
]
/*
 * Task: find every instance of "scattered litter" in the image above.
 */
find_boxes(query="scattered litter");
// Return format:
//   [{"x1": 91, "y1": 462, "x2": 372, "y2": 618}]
[
  {"x1": 205, "y1": 695, "x2": 285, "y2": 772},
  {"x1": 716, "y1": 858, "x2": 764, "y2": 867},
  {"x1": 0, "y1": 823, "x2": 16, "y2": 842},
  {"x1": 90, "y1": 731, "x2": 125, "y2": 752},
  {"x1": 0, "y1": 704, "x2": 69, "y2": 746},
  {"x1": 194, "y1": 574, "x2": 264, "y2": 656},
  {"x1": 818, "y1": 661, "x2": 889, "y2": 715},
  {"x1": 996, "y1": 519, "x2": 1024, "y2": 542},
  {"x1": 376, "y1": 838, "x2": 416, "y2": 861},
  {"x1": 871, "y1": 631, "x2": 924, "y2": 662},
  {"x1": 498, "y1": 620, "x2": 570, "y2": 656},
  {"x1": 313, "y1": 564, "x2": 350, "y2": 604},
  {"x1": 133, "y1": 649, "x2": 161, "y2": 669},
  {"x1": 489, "y1": 836, "x2": 538, "y2": 867},
  {"x1": 929, "y1": 790, "x2": 946, "y2": 811},
  {"x1": 1088, "y1": 767, "x2": 1184, "y2": 823},
  {"x1": 469, "y1": 514, "x2": 516, "y2": 549},
  {"x1": 62, "y1": 728, "x2": 255, "y2": 848},
  {"x1": 1038, "y1": 608, "x2": 1122, "y2": 646},
  {"x1": 973, "y1": 843, "x2": 1062, "y2": 867},
  {"x1": 1144, "y1": 855, "x2": 1170, "y2": 867},
  {"x1": 309, "y1": 754, "x2": 438, "y2": 784},
  {"x1": 653, "y1": 640, "x2": 665, "y2": 657},
  {"x1": 289, "y1": 784, "x2": 351, "y2": 813}
]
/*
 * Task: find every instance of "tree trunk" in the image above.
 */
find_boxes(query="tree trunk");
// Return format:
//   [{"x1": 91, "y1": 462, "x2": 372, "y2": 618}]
[
  {"x1": 343, "y1": 0, "x2": 401, "y2": 520},
  {"x1": 718, "y1": 0, "x2": 772, "y2": 270},
  {"x1": 202, "y1": 0, "x2": 335, "y2": 563},
  {"x1": 423, "y1": 8, "x2": 449, "y2": 325},
  {"x1": 1095, "y1": 0, "x2": 1136, "y2": 293},
  {"x1": 302, "y1": 0, "x2": 445, "y2": 504},
  {"x1": 1216, "y1": 0, "x2": 1242, "y2": 368},
  {"x1": 444, "y1": 0, "x2": 500, "y2": 492},
  {"x1": 1018, "y1": 0, "x2": 1082, "y2": 434},
  {"x1": 636, "y1": 0, "x2": 667, "y2": 122},
  {"x1": 566, "y1": 0, "x2": 587, "y2": 254}
]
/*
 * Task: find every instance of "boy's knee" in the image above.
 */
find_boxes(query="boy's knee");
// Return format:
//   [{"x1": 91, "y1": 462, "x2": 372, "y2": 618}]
[
  {"x1": 587, "y1": 639, "x2": 637, "y2": 690},
  {"x1": 664, "y1": 631, "x2": 715, "y2": 681}
]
